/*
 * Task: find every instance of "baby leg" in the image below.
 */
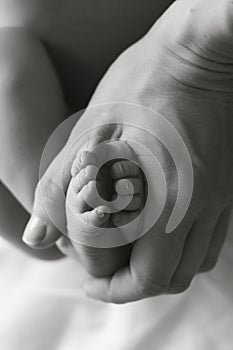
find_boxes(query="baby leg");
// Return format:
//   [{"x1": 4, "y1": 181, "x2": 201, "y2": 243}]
[
  {"x1": 0, "y1": 27, "x2": 68, "y2": 256},
  {"x1": 66, "y1": 138, "x2": 145, "y2": 277},
  {"x1": 0, "y1": 27, "x2": 68, "y2": 212}
]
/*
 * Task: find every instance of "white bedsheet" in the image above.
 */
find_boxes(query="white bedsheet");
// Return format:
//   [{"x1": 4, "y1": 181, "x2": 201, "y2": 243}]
[{"x1": 0, "y1": 213, "x2": 233, "y2": 350}]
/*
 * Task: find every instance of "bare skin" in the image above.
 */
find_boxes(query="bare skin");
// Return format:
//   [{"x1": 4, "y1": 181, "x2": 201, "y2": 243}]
[
  {"x1": 66, "y1": 138, "x2": 145, "y2": 277},
  {"x1": 0, "y1": 27, "x2": 67, "y2": 259},
  {"x1": 1, "y1": 0, "x2": 232, "y2": 301},
  {"x1": 0, "y1": 28, "x2": 145, "y2": 274},
  {"x1": 0, "y1": 1, "x2": 173, "y2": 260},
  {"x1": 0, "y1": 0, "x2": 173, "y2": 111},
  {"x1": 23, "y1": 0, "x2": 233, "y2": 303}
]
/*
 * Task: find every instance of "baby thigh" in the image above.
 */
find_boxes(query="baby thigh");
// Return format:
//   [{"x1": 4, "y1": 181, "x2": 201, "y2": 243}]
[{"x1": 0, "y1": 27, "x2": 68, "y2": 211}]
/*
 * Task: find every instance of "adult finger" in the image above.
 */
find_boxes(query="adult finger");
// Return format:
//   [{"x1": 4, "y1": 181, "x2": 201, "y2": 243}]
[
  {"x1": 168, "y1": 207, "x2": 220, "y2": 293},
  {"x1": 199, "y1": 206, "x2": 232, "y2": 272}
]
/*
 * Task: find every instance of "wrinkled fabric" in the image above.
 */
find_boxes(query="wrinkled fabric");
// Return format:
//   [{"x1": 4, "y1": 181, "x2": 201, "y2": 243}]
[{"x1": 0, "y1": 213, "x2": 232, "y2": 350}]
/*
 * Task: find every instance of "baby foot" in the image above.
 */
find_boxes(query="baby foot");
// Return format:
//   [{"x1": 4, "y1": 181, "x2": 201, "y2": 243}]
[{"x1": 65, "y1": 139, "x2": 145, "y2": 277}]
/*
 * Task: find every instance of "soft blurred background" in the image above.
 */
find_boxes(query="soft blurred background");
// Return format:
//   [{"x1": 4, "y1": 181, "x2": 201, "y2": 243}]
[{"x1": 0, "y1": 212, "x2": 232, "y2": 350}]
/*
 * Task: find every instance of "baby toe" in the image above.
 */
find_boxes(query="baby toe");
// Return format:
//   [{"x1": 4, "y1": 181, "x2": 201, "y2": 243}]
[
  {"x1": 110, "y1": 160, "x2": 139, "y2": 180},
  {"x1": 71, "y1": 150, "x2": 96, "y2": 177},
  {"x1": 80, "y1": 180, "x2": 101, "y2": 210},
  {"x1": 114, "y1": 178, "x2": 142, "y2": 196},
  {"x1": 82, "y1": 206, "x2": 110, "y2": 228},
  {"x1": 71, "y1": 180, "x2": 100, "y2": 213},
  {"x1": 72, "y1": 165, "x2": 98, "y2": 193}
]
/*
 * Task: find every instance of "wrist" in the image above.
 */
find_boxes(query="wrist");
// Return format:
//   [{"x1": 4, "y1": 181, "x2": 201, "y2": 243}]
[
  {"x1": 146, "y1": 0, "x2": 233, "y2": 93},
  {"x1": 185, "y1": 0, "x2": 233, "y2": 62},
  {"x1": 154, "y1": 0, "x2": 233, "y2": 61}
]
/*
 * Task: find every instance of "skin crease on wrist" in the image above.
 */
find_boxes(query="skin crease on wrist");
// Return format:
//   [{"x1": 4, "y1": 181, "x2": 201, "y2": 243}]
[{"x1": 148, "y1": 0, "x2": 233, "y2": 65}]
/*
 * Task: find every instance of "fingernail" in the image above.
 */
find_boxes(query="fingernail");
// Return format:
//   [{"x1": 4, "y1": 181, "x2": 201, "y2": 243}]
[{"x1": 22, "y1": 216, "x2": 47, "y2": 246}]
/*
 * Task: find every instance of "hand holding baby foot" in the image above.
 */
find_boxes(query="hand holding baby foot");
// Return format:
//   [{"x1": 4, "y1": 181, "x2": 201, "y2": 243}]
[
  {"x1": 81, "y1": 0, "x2": 233, "y2": 302},
  {"x1": 23, "y1": 119, "x2": 145, "y2": 278},
  {"x1": 23, "y1": 0, "x2": 233, "y2": 303},
  {"x1": 65, "y1": 139, "x2": 145, "y2": 277}
]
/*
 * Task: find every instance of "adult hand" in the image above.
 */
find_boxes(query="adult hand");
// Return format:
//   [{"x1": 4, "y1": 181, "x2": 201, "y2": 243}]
[
  {"x1": 82, "y1": 0, "x2": 233, "y2": 302},
  {"x1": 23, "y1": 0, "x2": 233, "y2": 303}
]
